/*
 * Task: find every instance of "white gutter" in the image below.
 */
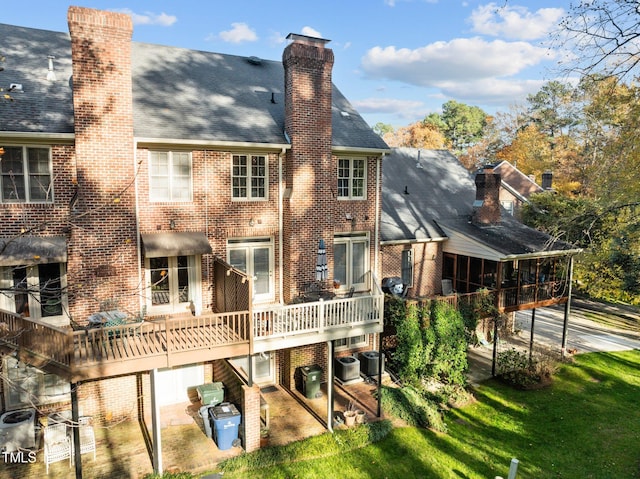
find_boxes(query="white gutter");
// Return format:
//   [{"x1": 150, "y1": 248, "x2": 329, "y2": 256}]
[
  {"x1": 380, "y1": 237, "x2": 448, "y2": 246},
  {"x1": 0, "y1": 132, "x2": 75, "y2": 143},
  {"x1": 278, "y1": 148, "x2": 285, "y2": 305},
  {"x1": 332, "y1": 146, "x2": 391, "y2": 156},
  {"x1": 136, "y1": 137, "x2": 291, "y2": 152}
]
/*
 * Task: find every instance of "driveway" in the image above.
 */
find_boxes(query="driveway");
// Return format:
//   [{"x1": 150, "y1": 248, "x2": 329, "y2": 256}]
[
  {"x1": 514, "y1": 298, "x2": 640, "y2": 354},
  {"x1": 468, "y1": 298, "x2": 640, "y2": 384}
]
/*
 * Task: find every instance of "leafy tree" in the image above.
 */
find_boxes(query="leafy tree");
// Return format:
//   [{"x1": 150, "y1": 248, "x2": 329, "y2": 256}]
[
  {"x1": 382, "y1": 120, "x2": 447, "y2": 149},
  {"x1": 373, "y1": 122, "x2": 394, "y2": 137},
  {"x1": 430, "y1": 100, "x2": 487, "y2": 154}
]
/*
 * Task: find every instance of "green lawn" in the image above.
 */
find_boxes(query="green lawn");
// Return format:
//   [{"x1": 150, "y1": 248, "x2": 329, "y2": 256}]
[{"x1": 217, "y1": 350, "x2": 640, "y2": 479}]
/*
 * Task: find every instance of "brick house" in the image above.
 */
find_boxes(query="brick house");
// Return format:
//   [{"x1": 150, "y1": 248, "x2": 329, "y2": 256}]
[
  {"x1": 489, "y1": 160, "x2": 550, "y2": 218},
  {"x1": 0, "y1": 6, "x2": 389, "y2": 464},
  {"x1": 380, "y1": 148, "x2": 580, "y2": 333}
]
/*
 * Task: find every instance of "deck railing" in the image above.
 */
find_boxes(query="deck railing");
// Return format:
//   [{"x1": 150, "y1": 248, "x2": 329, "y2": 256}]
[
  {"x1": 435, "y1": 280, "x2": 568, "y2": 312},
  {"x1": 253, "y1": 292, "x2": 384, "y2": 340},
  {"x1": 0, "y1": 310, "x2": 250, "y2": 379}
]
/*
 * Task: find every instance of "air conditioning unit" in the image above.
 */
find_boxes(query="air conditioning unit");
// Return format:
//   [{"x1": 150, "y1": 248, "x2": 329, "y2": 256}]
[
  {"x1": 360, "y1": 350, "x2": 383, "y2": 376},
  {"x1": 335, "y1": 356, "x2": 360, "y2": 382},
  {"x1": 0, "y1": 408, "x2": 36, "y2": 452}
]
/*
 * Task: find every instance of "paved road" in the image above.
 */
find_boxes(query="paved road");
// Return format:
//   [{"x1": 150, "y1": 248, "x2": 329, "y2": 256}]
[
  {"x1": 514, "y1": 301, "x2": 640, "y2": 354},
  {"x1": 468, "y1": 299, "x2": 640, "y2": 384}
]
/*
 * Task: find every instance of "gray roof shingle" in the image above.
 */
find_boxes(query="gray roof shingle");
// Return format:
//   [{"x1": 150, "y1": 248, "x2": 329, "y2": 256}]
[
  {"x1": 382, "y1": 148, "x2": 578, "y2": 256},
  {"x1": 0, "y1": 23, "x2": 388, "y2": 150}
]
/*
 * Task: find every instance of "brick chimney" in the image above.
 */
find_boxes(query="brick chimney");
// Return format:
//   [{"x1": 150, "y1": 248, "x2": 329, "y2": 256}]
[
  {"x1": 282, "y1": 33, "x2": 334, "y2": 299},
  {"x1": 67, "y1": 7, "x2": 138, "y2": 317},
  {"x1": 472, "y1": 167, "x2": 501, "y2": 225}
]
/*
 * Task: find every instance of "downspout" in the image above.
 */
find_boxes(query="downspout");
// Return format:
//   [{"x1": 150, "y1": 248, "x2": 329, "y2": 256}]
[
  {"x1": 374, "y1": 154, "x2": 382, "y2": 351},
  {"x1": 134, "y1": 140, "x2": 143, "y2": 312},
  {"x1": 279, "y1": 148, "x2": 285, "y2": 305}
]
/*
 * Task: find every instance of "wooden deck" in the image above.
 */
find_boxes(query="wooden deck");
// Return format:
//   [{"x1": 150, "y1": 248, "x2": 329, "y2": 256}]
[
  {"x1": 0, "y1": 289, "x2": 386, "y2": 382},
  {"x1": 0, "y1": 311, "x2": 251, "y2": 382}
]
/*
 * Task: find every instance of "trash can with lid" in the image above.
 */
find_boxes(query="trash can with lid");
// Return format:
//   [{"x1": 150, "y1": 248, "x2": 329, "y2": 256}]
[
  {"x1": 209, "y1": 402, "x2": 241, "y2": 450},
  {"x1": 300, "y1": 364, "x2": 322, "y2": 399},
  {"x1": 199, "y1": 405, "x2": 214, "y2": 438},
  {"x1": 196, "y1": 382, "x2": 225, "y2": 406}
]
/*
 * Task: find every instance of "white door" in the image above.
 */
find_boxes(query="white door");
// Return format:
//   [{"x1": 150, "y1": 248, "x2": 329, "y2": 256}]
[{"x1": 155, "y1": 365, "x2": 204, "y2": 406}]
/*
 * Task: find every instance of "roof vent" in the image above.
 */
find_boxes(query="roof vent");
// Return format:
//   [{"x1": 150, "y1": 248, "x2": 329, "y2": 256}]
[
  {"x1": 8, "y1": 83, "x2": 23, "y2": 92},
  {"x1": 247, "y1": 56, "x2": 262, "y2": 66}
]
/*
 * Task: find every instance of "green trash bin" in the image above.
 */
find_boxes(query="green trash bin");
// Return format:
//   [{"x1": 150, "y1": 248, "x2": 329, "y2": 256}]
[
  {"x1": 196, "y1": 382, "x2": 224, "y2": 406},
  {"x1": 301, "y1": 365, "x2": 322, "y2": 399}
]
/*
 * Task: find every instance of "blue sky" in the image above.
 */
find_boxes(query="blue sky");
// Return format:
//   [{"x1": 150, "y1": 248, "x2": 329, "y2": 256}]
[{"x1": 3, "y1": 1, "x2": 572, "y2": 128}]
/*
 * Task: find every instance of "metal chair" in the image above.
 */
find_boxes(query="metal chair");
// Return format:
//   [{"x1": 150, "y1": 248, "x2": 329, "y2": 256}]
[{"x1": 44, "y1": 423, "x2": 72, "y2": 474}]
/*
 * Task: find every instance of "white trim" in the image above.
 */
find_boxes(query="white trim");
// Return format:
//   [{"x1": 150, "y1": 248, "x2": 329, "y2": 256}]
[{"x1": 136, "y1": 137, "x2": 291, "y2": 152}]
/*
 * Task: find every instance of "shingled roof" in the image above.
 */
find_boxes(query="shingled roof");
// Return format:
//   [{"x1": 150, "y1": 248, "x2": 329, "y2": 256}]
[
  {"x1": 0, "y1": 23, "x2": 388, "y2": 151},
  {"x1": 381, "y1": 148, "x2": 578, "y2": 258}
]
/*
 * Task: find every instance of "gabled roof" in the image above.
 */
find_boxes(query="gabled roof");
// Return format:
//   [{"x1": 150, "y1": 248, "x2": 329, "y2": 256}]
[
  {"x1": 381, "y1": 148, "x2": 579, "y2": 258},
  {"x1": 491, "y1": 160, "x2": 543, "y2": 199},
  {"x1": 0, "y1": 23, "x2": 388, "y2": 151}
]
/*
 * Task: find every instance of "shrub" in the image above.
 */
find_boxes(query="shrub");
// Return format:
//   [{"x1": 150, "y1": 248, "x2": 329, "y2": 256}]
[
  {"x1": 380, "y1": 385, "x2": 447, "y2": 433},
  {"x1": 496, "y1": 347, "x2": 558, "y2": 389}
]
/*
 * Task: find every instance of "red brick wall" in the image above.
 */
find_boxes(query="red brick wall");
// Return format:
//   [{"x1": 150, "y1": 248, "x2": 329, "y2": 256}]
[
  {"x1": 381, "y1": 242, "x2": 442, "y2": 297},
  {"x1": 472, "y1": 170, "x2": 501, "y2": 225},
  {"x1": 67, "y1": 7, "x2": 139, "y2": 318}
]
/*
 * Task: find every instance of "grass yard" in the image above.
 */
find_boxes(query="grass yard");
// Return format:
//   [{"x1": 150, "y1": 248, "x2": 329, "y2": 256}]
[{"x1": 217, "y1": 350, "x2": 640, "y2": 479}]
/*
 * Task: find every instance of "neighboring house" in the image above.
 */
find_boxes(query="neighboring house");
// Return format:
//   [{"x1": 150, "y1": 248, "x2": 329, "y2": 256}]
[
  {"x1": 0, "y1": 6, "x2": 389, "y2": 462},
  {"x1": 489, "y1": 160, "x2": 551, "y2": 218},
  {"x1": 380, "y1": 148, "x2": 580, "y2": 320}
]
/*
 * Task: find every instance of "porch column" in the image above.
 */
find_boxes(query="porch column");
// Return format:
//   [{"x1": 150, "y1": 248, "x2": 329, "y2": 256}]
[
  {"x1": 561, "y1": 256, "x2": 574, "y2": 358},
  {"x1": 528, "y1": 308, "x2": 536, "y2": 364},
  {"x1": 327, "y1": 340, "x2": 334, "y2": 432},
  {"x1": 150, "y1": 368, "x2": 163, "y2": 474},
  {"x1": 71, "y1": 382, "x2": 82, "y2": 479}
]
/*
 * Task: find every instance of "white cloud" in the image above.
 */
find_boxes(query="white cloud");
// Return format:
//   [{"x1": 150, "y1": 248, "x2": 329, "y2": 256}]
[
  {"x1": 469, "y1": 3, "x2": 564, "y2": 41},
  {"x1": 219, "y1": 22, "x2": 258, "y2": 43},
  {"x1": 301, "y1": 26, "x2": 322, "y2": 38},
  {"x1": 361, "y1": 37, "x2": 553, "y2": 86},
  {"x1": 436, "y1": 78, "x2": 545, "y2": 106},
  {"x1": 115, "y1": 9, "x2": 177, "y2": 26},
  {"x1": 352, "y1": 97, "x2": 427, "y2": 120}
]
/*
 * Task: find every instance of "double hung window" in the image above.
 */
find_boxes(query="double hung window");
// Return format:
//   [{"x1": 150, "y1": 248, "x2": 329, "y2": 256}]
[
  {"x1": 1, "y1": 146, "x2": 53, "y2": 202},
  {"x1": 337, "y1": 158, "x2": 365, "y2": 199},
  {"x1": 401, "y1": 249, "x2": 414, "y2": 287},
  {"x1": 232, "y1": 154, "x2": 267, "y2": 200},
  {"x1": 3, "y1": 357, "x2": 70, "y2": 408},
  {"x1": 149, "y1": 151, "x2": 192, "y2": 201}
]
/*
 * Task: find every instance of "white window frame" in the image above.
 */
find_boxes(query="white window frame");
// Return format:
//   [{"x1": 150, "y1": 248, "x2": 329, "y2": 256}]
[
  {"x1": 229, "y1": 352, "x2": 276, "y2": 386},
  {"x1": 227, "y1": 237, "x2": 274, "y2": 303},
  {"x1": 501, "y1": 200, "x2": 515, "y2": 216},
  {"x1": 145, "y1": 255, "x2": 202, "y2": 315},
  {"x1": 149, "y1": 150, "x2": 193, "y2": 202},
  {"x1": 3, "y1": 356, "x2": 71, "y2": 409},
  {"x1": 0, "y1": 145, "x2": 53, "y2": 203},
  {"x1": 401, "y1": 249, "x2": 414, "y2": 287},
  {"x1": 337, "y1": 158, "x2": 366, "y2": 200},
  {"x1": 0, "y1": 263, "x2": 68, "y2": 324},
  {"x1": 335, "y1": 334, "x2": 369, "y2": 351},
  {"x1": 232, "y1": 154, "x2": 268, "y2": 201},
  {"x1": 333, "y1": 233, "x2": 369, "y2": 293}
]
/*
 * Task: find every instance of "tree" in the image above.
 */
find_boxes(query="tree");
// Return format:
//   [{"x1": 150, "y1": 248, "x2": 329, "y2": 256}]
[
  {"x1": 557, "y1": 0, "x2": 640, "y2": 81},
  {"x1": 373, "y1": 122, "x2": 394, "y2": 137},
  {"x1": 382, "y1": 120, "x2": 448, "y2": 149},
  {"x1": 429, "y1": 100, "x2": 487, "y2": 154}
]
